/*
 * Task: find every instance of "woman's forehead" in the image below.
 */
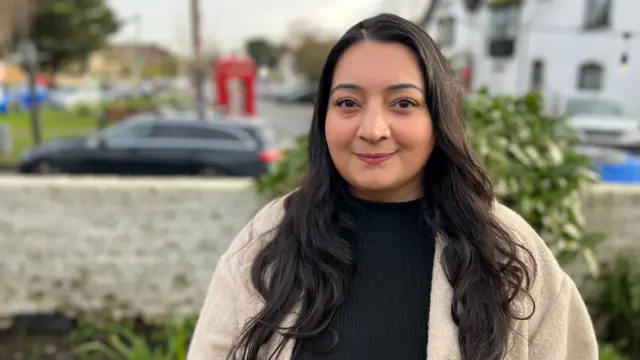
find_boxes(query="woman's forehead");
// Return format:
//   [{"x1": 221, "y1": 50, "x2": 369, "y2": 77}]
[{"x1": 332, "y1": 42, "x2": 424, "y2": 90}]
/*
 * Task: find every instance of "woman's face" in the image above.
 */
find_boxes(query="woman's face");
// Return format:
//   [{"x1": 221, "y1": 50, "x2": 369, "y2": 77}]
[{"x1": 325, "y1": 41, "x2": 435, "y2": 202}]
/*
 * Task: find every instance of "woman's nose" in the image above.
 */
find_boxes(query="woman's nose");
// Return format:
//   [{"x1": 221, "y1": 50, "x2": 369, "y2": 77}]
[{"x1": 356, "y1": 106, "x2": 389, "y2": 143}]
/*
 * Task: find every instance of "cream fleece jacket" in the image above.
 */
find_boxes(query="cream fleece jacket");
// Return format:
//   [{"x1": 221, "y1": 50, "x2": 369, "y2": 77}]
[{"x1": 188, "y1": 197, "x2": 598, "y2": 360}]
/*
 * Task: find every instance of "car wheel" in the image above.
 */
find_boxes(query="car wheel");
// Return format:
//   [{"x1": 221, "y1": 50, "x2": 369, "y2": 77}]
[
  {"x1": 33, "y1": 161, "x2": 60, "y2": 174},
  {"x1": 197, "y1": 166, "x2": 224, "y2": 177}
]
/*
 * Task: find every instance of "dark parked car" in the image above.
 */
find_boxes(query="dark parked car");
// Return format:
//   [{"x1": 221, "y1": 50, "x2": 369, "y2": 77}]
[{"x1": 19, "y1": 114, "x2": 281, "y2": 177}]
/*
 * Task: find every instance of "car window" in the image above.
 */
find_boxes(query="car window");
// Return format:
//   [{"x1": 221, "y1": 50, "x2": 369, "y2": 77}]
[
  {"x1": 565, "y1": 98, "x2": 629, "y2": 117},
  {"x1": 246, "y1": 124, "x2": 277, "y2": 149},
  {"x1": 150, "y1": 124, "x2": 239, "y2": 141},
  {"x1": 101, "y1": 121, "x2": 153, "y2": 140},
  {"x1": 201, "y1": 127, "x2": 239, "y2": 141}
]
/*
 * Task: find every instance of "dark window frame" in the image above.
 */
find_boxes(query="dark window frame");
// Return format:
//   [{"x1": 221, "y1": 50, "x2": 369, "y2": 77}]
[
  {"x1": 530, "y1": 59, "x2": 545, "y2": 91},
  {"x1": 488, "y1": 5, "x2": 520, "y2": 40},
  {"x1": 584, "y1": 0, "x2": 611, "y2": 29},
  {"x1": 436, "y1": 16, "x2": 456, "y2": 47},
  {"x1": 577, "y1": 62, "x2": 605, "y2": 90}
]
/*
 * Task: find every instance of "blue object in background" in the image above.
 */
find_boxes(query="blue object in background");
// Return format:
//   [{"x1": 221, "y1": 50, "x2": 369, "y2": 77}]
[
  {"x1": 0, "y1": 88, "x2": 10, "y2": 114},
  {"x1": 18, "y1": 86, "x2": 49, "y2": 110},
  {"x1": 594, "y1": 153, "x2": 640, "y2": 184},
  {"x1": 576, "y1": 146, "x2": 640, "y2": 184}
]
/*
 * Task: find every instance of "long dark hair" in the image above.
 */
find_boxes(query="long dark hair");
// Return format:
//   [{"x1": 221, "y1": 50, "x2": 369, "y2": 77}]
[{"x1": 229, "y1": 13, "x2": 535, "y2": 360}]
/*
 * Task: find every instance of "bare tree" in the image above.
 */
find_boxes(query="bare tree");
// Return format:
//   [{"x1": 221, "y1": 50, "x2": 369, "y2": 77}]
[
  {"x1": 0, "y1": 0, "x2": 37, "y2": 56},
  {"x1": 285, "y1": 21, "x2": 336, "y2": 83}
]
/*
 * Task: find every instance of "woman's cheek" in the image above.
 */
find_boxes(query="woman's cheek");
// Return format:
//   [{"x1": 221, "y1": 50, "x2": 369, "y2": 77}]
[{"x1": 326, "y1": 116, "x2": 359, "y2": 150}]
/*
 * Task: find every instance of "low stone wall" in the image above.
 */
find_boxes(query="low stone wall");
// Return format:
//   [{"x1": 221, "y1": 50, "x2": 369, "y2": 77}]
[
  {"x1": 0, "y1": 176, "x2": 260, "y2": 323},
  {"x1": 0, "y1": 177, "x2": 638, "y2": 323},
  {"x1": 581, "y1": 184, "x2": 640, "y2": 258}
]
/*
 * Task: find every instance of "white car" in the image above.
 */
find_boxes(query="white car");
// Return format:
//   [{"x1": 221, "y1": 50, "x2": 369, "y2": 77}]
[
  {"x1": 48, "y1": 87, "x2": 103, "y2": 109},
  {"x1": 556, "y1": 95, "x2": 640, "y2": 153}
]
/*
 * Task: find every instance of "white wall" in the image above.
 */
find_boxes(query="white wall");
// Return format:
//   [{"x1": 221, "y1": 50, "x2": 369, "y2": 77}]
[
  {"x1": 0, "y1": 177, "x2": 638, "y2": 323},
  {"x1": 427, "y1": 0, "x2": 640, "y2": 113},
  {"x1": 426, "y1": 0, "x2": 479, "y2": 63}
]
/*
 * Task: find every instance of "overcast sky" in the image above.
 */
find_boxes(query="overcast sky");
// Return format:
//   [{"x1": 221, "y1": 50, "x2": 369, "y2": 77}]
[{"x1": 107, "y1": 0, "x2": 429, "y2": 54}]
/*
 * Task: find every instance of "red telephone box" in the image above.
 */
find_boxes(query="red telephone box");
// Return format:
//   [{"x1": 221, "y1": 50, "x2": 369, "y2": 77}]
[{"x1": 214, "y1": 56, "x2": 257, "y2": 116}]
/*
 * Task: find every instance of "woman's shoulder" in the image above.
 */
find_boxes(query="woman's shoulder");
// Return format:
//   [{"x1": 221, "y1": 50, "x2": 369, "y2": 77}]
[
  {"x1": 492, "y1": 202, "x2": 565, "y2": 279},
  {"x1": 221, "y1": 194, "x2": 289, "y2": 268},
  {"x1": 492, "y1": 202, "x2": 574, "y2": 318},
  {"x1": 492, "y1": 203, "x2": 597, "y2": 353}
]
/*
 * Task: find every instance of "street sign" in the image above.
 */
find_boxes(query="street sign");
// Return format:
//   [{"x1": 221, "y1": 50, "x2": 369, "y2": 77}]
[{"x1": 17, "y1": 40, "x2": 38, "y2": 66}]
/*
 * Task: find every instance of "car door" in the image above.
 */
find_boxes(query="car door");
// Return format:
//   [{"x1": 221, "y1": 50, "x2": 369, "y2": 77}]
[
  {"x1": 135, "y1": 123, "x2": 194, "y2": 175},
  {"x1": 90, "y1": 120, "x2": 155, "y2": 175}
]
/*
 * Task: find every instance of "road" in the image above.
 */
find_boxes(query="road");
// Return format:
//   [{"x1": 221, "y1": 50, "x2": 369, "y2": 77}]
[{"x1": 257, "y1": 100, "x2": 313, "y2": 147}]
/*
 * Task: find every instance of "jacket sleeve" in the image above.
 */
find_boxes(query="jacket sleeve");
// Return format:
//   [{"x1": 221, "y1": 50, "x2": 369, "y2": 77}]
[
  {"x1": 528, "y1": 273, "x2": 598, "y2": 360},
  {"x1": 187, "y1": 253, "x2": 240, "y2": 360},
  {"x1": 187, "y1": 197, "x2": 286, "y2": 360},
  {"x1": 493, "y1": 203, "x2": 598, "y2": 360}
]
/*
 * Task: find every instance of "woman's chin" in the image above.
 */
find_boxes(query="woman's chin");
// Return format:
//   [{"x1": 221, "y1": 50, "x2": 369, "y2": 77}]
[{"x1": 351, "y1": 177, "x2": 395, "y2": 192}]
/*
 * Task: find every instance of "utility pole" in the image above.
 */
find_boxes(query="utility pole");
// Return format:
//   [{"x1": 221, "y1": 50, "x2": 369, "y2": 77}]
[
  {"x1": 190, "y1": 0, "x2": 205, "y2": 120},
  {"x1": 16, "y1": 0, "x2": 41, "y2": 145},
  {"x1": 132, "y1": 13, "x2": 142, "y2": 81}
]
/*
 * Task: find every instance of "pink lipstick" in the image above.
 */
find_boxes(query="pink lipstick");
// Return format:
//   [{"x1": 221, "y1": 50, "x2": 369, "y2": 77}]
[{"x1": 355, "y1": 152, "x2": 397, "y2": 164}]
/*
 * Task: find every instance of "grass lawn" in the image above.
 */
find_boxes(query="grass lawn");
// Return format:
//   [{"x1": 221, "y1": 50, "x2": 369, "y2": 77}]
[{"x1": 0, "y1": 109, "x2": 99, "y2": 165}]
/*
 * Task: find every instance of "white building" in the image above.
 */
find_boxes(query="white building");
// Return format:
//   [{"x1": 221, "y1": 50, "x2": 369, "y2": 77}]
[
  {"x1": 376, "y1": 0, "x2": 430, "y2": 20},
  {"x1": 424, "y1": 0, "x2": 640, "y2": 113}
]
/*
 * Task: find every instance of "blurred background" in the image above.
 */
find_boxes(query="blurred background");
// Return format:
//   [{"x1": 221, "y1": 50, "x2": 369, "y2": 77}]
[{"x1": 0, "y1": 0, "x2": 638, "y2": 359}]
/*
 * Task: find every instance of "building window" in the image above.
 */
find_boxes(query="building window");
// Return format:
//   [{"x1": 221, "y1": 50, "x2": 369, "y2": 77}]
[
  {"x1": 489, "y1": 5, "x2": 519, "y2": 40},
  {"x1": 464, "y1": 0, "x2": 482, "y2": 12},
  {"x1": 584, "y1": 0, "x2": 611, "y2": 29},
  {"x1": 436, "y1": 17, "x2": 456, "y2": 47},
  {"x1": 487, "y1": 5, "x2": 519, "y2": 57},
  {"x1": 577, "y1": 62, "x2": 604, "y2": 90},
  {"x1": 530, "y1": 59, "x2": 544, "y2": 91},
  {"x1": 440, "y1": 0, "x2": 453, "y2": 10}
]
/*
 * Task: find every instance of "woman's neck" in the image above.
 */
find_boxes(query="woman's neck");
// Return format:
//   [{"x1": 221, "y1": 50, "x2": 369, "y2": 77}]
[{"x1": 349, "y1": 185, "x2": 423, "y2": 203}]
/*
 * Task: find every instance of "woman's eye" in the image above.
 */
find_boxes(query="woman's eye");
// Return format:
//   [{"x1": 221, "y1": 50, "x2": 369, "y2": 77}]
[
  {"x1": 393, "y1": 98, "x2": 419, "y2": 109},
  {"x1": 336, "y1": 99, "x2": 359, "y2": 108}
]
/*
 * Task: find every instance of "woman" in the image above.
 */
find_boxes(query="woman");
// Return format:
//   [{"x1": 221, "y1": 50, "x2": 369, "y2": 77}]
[{"x1": 188, "y1": 13, "x2": 597, "y2": 360}]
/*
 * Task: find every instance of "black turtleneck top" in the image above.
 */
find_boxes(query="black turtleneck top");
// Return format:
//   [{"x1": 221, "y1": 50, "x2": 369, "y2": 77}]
[{"x1": 293, "y1": 196, "x2": 436, "y2": 360}]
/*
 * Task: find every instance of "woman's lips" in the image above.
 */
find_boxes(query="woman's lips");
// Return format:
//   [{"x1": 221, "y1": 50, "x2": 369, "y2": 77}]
[{"x1": 355, "y1": 152, "x2": 397, "y2": 164}]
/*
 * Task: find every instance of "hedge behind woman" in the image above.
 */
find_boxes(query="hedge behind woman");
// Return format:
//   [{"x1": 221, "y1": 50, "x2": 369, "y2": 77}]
[{"x1": 188, "y1": 13, "x2": 598, "y2": 360}]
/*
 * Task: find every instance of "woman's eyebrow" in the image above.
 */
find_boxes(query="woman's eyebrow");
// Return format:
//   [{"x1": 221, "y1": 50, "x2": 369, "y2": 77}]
[{"x1": 330, "y1": 82, "x2": 424, "y2": 95}]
